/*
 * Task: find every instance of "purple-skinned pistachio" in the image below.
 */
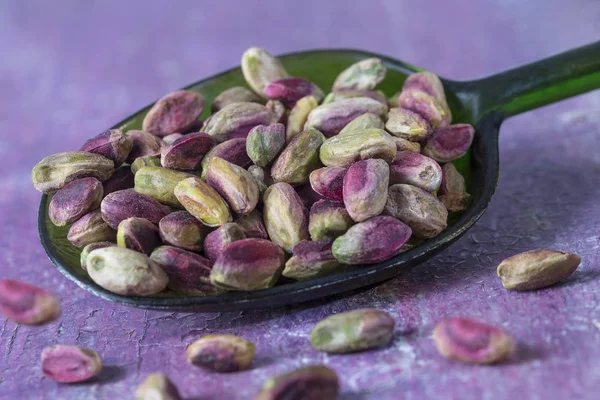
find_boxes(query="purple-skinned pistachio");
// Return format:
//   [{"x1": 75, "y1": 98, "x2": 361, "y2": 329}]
[
  {"x1": 150, "y1": 246, "x2": 217, "y2": 295},
  {"x1": 390, "y1": 152, "x2": 442, "y2": 192},
  {"x1": 271, "y1": 128, "x2": 325, "y2": 185},
  {"x1": 310, "y1": 308, "x2": 395, "y2": 353},
  {"x1": 439, "y1": 192, "x2": 471, "y2": 212},
  {"x1": 203, "y1": 223, "x2": 247, "y2": 262},
  {"x1": 174, "y1": 177, "x2": 232, "y2": 227},
  {"x1": 248, "y1": 165, "x2": 273, "y2": 194},
  {"x1": 210, "y1": 239, "x2": 285, "y2": 290},
  {"x1": 161, "y1": 133, "x2": 214, "y2": 170},
  {"x1": 135, "y1": 373, "x2": 182, "y2": 400},
  {"x1": 332, "y1": 216, "x2": 412, "y2": 264},
  {"x1": 142, "y1": 90, "x2": 205, "y2": 137},
  {"x1": 235, "y1": 209, "x2": 269, "y2": 239},
  {"x1": 68, "y1": 210, "x2": 117, "y2": 248},
  {"x1": 309, "y1": 199, "x2": 354, "y2": 241},
  {"x1": 125, "y1": 130, "x2": 164, "y2": 163},
  {"x1": 134, "y1": 166, "x2": 194, "y2": 208},
  {"x1": 117, "y1": 217, "x2": 162, "y2": 255},
  {"x1": 296, "y1": 183, "x2": 325, "y2": 210},
  {"x1": 101, "y1": 189, "x2": 171, "y2": 229},
  {"x1": 80, "y1": 129, "x2": 133, "y2": 167},
  {"x1": 131, "y1": 155, "x2": 161, "y2": 175},
  {"x1": 206, "y1": 157, "x2": 259, "y2": 215},
  {"x1": 343, "y1": 159, "x2": 390, "y2": 222},
  {"x1": 384, "y1": 184, "x2": 448, "y2": 239},
  {"x1": 49, "y1": 177, "x2": 103, "y2": 226},
  {"x1": 200, "y1": 138, "x2": 252, "y2": 180},
  {"x1": 392, "y1": 137, "x2": 421, "y2": 153},
  {"x1": 398, "y1": 90, "x2": 451, "y2": 129},
  {"x1": 309, "y1": 166, "x2": 347, "y2": 202},
  {"x1": 241, "y1": 47, "x2": 289, "y2": 97},
  {"x1": 0, "y1": 280, "x2": 60, "y2": 326},
  {"x1": 266, "y1": 100, "x2": 287, "y2": 125},
  {"x1": 256, "y1": 365, "x2": 339, "y2": 400},
  {"x1": 306, "y1": 97, "x2": 388, "y2": 137},
  {"x1": 264, "y1": 77, "x2": 324, "y2": 108},
  {"x1": 422, "y1": 124, "x2": 475, "y2": 163},
  {"x1": 162, "y1": 133, "x2": 184, "y2": 145},
  {"x1": 263, "y1": 183, "x2": 310, "y2": 252},
  {"x1": 159, "y1": 211, "x2": 210, "y2": 252},
  {"x1": 402, "y1": 72, "x2": 447, "y2": 104},
  {"x1": 385, "y1": 107, "x2": 432, "y2": 141},
  {"x1": 202, "y1": 102, "x2": 274, "y2": 143},
  {"x1": 439, "y1": 163, "x2": 466, "y2": 195},
  {"x1": 181, "y1": 119, "x2": 205, "y2": 134},
  {"x1": 86, "y1": 247, "x2": 168, "y2": 296},
  {"x1": 338, "y1": 112, "x2": 384, "y2": 136},
  {"x1": 211, "y1": 86, "x2": 264, "y2": 113},
  {"x1": 246, "y1": 123, "x2": 286, "y2": 167},
  {"x1": 32, "y1": 152, "x2": 114, "y2": 194},
  {"x1": 186, "y1": 334, "x2": 255, "y2": 373},
  {"x1": 286, "y1": 95, "x2": 319, "y2": 143},
  {"x1": 80, "y1": 242, "x2": 115, "y2": 270},
  {"x1": 325, "y1": 90, "x2": 388, "y2": 108},
  {"x1": 102, "y1": 166, "x2": 135, "y2": 195},
  {"x1": 333, "y1": 58, "x2": 387, "y2": 91},
  {"x1": 319, "y1": 128, "x2": 396, "y2": 167},
  {"x1": 41, "y1": 345, "x2": 103, "y2": 383},
  {"x1": 282, "y1": 240, "x2": 343, "y2": 280},
  {"x1": 433, "y1": 318, "x2": 515, "y2": 364}
]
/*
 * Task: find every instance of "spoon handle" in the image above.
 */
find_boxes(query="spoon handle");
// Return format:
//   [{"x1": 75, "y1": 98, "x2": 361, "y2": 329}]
[{"x1": 462, "y1": 41, "x2": 600, "y2": 121}]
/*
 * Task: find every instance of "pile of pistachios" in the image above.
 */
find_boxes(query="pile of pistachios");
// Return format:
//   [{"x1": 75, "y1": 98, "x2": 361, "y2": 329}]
[{"x1": 31, "y1": 47, "x2": 475, "y2": 297}]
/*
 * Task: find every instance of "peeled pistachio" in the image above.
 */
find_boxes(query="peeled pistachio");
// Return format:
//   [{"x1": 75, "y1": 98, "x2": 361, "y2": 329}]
[
  {"x1": 162, "y1": 133, "x2": 184, "y2": 145},
  {"x1": 236, "y1": 210, "x2": 269, "y2": 239},
  {"x1": 206, "y1": 157, "x2": 259, "y2": 215},
  {"x1": 150, "y1": 246, "x2": 216, "y2": 295},
  {"x1": 283, "y1": 240, "x2": 343, "y2": 280},
  {"x1": 286, "y1": 95, "x2": 319, "y2": 143},
  {"x1": 160, "y1": 133, "x2": 214, "y2": 171},
  {"x1": 102, "y1": 166, "x2": 135, "y2": 195},
  {"x1": 306, "y1": 97, "x2": 388, "y2": 137},
  {"x1": 174, "y1": 177, "x2": 232, "y2": 227},
  {"x1": 41, "y1": 345, "x2": 103, "y2": 383},
  {"x1": 402, "y1": 71, "x2": 448, "y2": 104},
  {"x1": 309, "y1": 167, "x2": 347, "y2": 202},
  {"x1": 319, "y1": 128, "x2": 396, "y2": 167},
  {"x1": 422, "y1": 124, "x2": 475, "y2": 163},
  {"x1": 117, "y1": 217, "x2": 162, "y2": 255},
  {"x1": 159, "y1": 211, "x2": 210, "y2": 252},
  {"x1": 48, "y1": 177, "x2": 103, "y2": 226},
  {"x1": 271, "y1": 128, "x2": 325, "y2": 186},
  {"x1": 125, "y1": 130, "x2": 164, "y2": 163},
  {"x1": 211, "y1": 86, "x2": 263, "y2": 112},
  {"x1": 246, "y1": 123, "x2": 286, "y2": 167},
  {"x1": 264, "y1": 77, "x2": 324, "y2": 108},
  {"x1": 389, "y1": 152, "x2": 442, "y2": 192},
  {"x1": 0, "y1": 280, "x2": 60, "y2": 326},
  {"x1": 68, "y1": 210, "x2": 117, "y2": 248},
  {"x1": 333, "y1": 58, "x2": 387, "y2": 91},
  {"x1": 80, "y1": 242, "x2": 115, "y2": 270},
  {"x1": 80, "y1": 129, "x2": 132, "y2": 167},
  {"x1": 266, "y1": 100, "x2": 287, "y2": 124},
  {"x1": 134, "y1": 166, "x2": 194, "y2": 208},
  {"x1": 131, "y1": 155, "x2": 161, "y2": 175},
  {"x1": 398, "y1": 90, "x2": 451, "y2": 129},
  {"x1": 343, "y1": 159, "x2": 389, "y2": 222},
  {"x1": 135, "y1": 373, "x2": 182, "y2": 400},
  {"x1": 263, "y1": 183, "x2": 310, "y2": 252},
  {"x1": 202, "y1": 102, "x2": 273, "y2": 143},
  {"x1": 256, "y1": 365, "x2": 339, "y2": 400},
  {"x1": 203, "y1": 223, "x2": 247, "y2": 262},
  {"x1": 325, "y1": 90, "x2": 388, "y2": 108},
  {"x1": 142, "y1": 90, "x2": 205, "y2": 137},
  {"x1": 200, "y1": 138, "x2": 252, "y2": 180},
  {"x1": 385, "y1": 107, "x2": 432, "y2": 141},
  {"x1": 439, "y1": 192, "x2": 471, "y2": 212},
  {"x1": 241, "y1": 47, "x2": 289, "y2": 97},
  {"x1": 248, "y1": 165, "x2": 273, "y2": 194},
  {"x1": 101, "y1": 189, "x2": 171, "y2": 229},
  {"x1": 338, "y1": 112, "x2": 384, "y2": 136},
  {"x1": 392, "y1": 137, "x2": 421, "y2": 153},
  {"x1": 439, "y1": 162, "x2": 467, "y2": 195},
  {"x1": 186, "y1": 334, "x2": 255, "y2": 372},
  {"x1": 309, "y1": 199, "x2": 355, "y2": 241}
]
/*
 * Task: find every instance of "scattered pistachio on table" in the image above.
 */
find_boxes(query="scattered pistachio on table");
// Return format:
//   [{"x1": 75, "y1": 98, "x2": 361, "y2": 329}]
[
  {"x1": 256, "y1": 365, "x2": 339, "y2": 400},
  {"x1": 186, "y1": 334, "x2": 255, "y2": 372},
  {"x1": 41, "y1": 345, "x2": 103, "y2": 383},
  {"x1": 0, "y1": 280, "x2": 61, "y2": 325},
  {"x1": 135, "y1": 373, "x2": 182, "y2": 400}
]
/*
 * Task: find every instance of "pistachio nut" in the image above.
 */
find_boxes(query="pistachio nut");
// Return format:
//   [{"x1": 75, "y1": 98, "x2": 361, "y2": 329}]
[
  {"x1": 246, "y1": 123, "x2": 286, "y2": 167},
  {"x1": 385, "y1": 107, "x2": 432, "y2": 141},
  {"x1": 160, "y1": 132, "x2": 214, "y2": 170},
  {"x1": 125, "y1": 130, "x2": 164, "y2": 163},
  {"x1": 241, "y1": 47, "x2": 289, "y2": 97},
  {"x1": 67, "y1": 210, "x2": 117, "y2": 248},
  {"x1": 102, "y1": 166, "x2": 135, "y2": 195},
  {"x1": 309, "y1": 166, "x2": 347, "y2": 202},
  {"x1": 306, "y1": 97, "x2": 388, "y2": 137},
  {"x1": 264, "y1": 77, "x2": 324, "y2": 108},
  {"x1": 286, "y1": 95, "x2": 319, "y2": 143},
  {"x1": 200, "y1": 138, "x2": 252, "y2": 180},
  {"x1": 134, "y1": 166, "x2": 194, "y2": 208},
  {"x1": 0, "y1": 279, "x2": 60, "y2": 326},
  {"x1": 206, "y1": 157, "x2": 259, "y2": 215},
  {"x1": 135, "y1": 373, "x2": 182, "y2": 400},
  {"x1": 203, "y1": 223, "x2": 247, "y2": 262},
  {"x1": 186, "y1": 334, "x2": 255, "y2": 373},
  {"x1": 343, "y1": 159, "x2": 389, "y2": 222},
  {"x1": 283, "y1": 240, "x2": 343, "y2": 280},
  {"x1": 256, "y1": 365, "x2": 339, "y2": 400},
  {"x1": 422, "y1": 124, "x2": 475, "y2": 163},
  {"x1": 131, "y1": 155, "x2": 161, "y2": 175},
  {"x1": 271, "y1": 128, "x2": 325, "y2": 185},
  {"x1": 159, "y1": 210, "x2": 210, "y2": 252},
  {"x1": 338, "y1": 112, "x2": 384, "y2": 135},
  {"x1": 48, "y1": 177, "x2": 103, "y2": 226},
  {"x1": 117, "y1": 217, "x2": 162, "y2": 256},
  {"x1": 142, "y1": 90, "x2": 205, "y2": 137},
  {"x1": 202, "y1": 102, "x2": 273, "y2": 143},
  {"x1": 150, "y1": 246, "x2": 216, "y2": 295},
  {"x1": 211, "y1": 86, "x2": 263, "y2": 113},
  {"x1": 263, "y1": 182, "x2": 310, "y2": 252},
  {"x1": 41, "y1": 345, "x2": 103, "y2": 383},
  {"x1": 80, "y1": 242, "x2": 115, "y2": 270},
  {"x1": 174, "y1": 177, "x2": 232, "y2": 227},
  {"x1": 392, "y1": 136, "x2": 421, "y2": 153},
  {"x1": 319, "y1": 128, "x2": 396, "y2": 167},
  {"x1": 398, "y1": 90, "x2": 451, "y2": 129},
  {"x1": 309, "y1": 199, "x2": 354, "y2": 241},
  {"x1": 389, "y1": 152, "x2": 442, "y2": 192},
  {"x1": 333, "y1": 58, "x2": 387, "y2": 91},
  {"x1": 235, "y1": 209, "x2": 269, "y2": 239},
  {"x1": 80, "y1": 129, "x2": 132, "y2": 167},
  {"x1": 101, "y1": 189, "x2": 171, "y2": 229}
]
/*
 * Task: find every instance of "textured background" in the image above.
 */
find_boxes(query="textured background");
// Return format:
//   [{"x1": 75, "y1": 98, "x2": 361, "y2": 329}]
[{"x1": 1, "y1": 1, "x2": 600, "y2": 399}]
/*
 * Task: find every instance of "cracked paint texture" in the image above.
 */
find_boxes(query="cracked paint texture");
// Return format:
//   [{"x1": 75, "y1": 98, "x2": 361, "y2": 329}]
[{"x1": 1, "y1": 1, "x2": 599, "y2": 399}]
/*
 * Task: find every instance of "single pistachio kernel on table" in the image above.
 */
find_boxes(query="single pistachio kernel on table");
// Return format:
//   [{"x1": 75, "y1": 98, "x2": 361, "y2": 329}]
[
  {"x1": 246, "y1": 123, "x2": 286, "y2": 168},
  {"x1": 392, "y1": 137, "x2": 421, "y2": 153},
  {"x1": 497, "y1": 249, "x2": 581, "y2": 291},
  {"x1": 398, "y1": 90, "x2": 451, "y2": 130},
  {"x1": 325, "y1": 90, "x2": 388, "y2": 108},
  {"x1": 255, "y1": 365, "x2": 339, "y2": 400},
  {"x1": 80, "y1": 129, "x2": 133, "y2": 167},
  {"x1": 206, "y1": 157, "x2": 259, "y2": 215},
  {"x1": 186, "y1": 334, "x2": 255, "y2": 373},
  {"x1": 134, "y1": 166, "x2": 194, "y2": 208},
  {"x1": 0, "y1": 280, "x2": 60, "y2": 326},
  {"x1": 101, "y1": 189, "x2": 171, "y2": 229},
  {"x1": 433, "y1": 318, "x2": 516, "y2": 364},
  {"x1": 135, "y1": 373, "x2": 182, "y2": 400},
  {"x1": 86, "y1": 247, "x2": 168, "y2": 296},
  {"x1": 159, "y1": 211, "x2": 210, "y2": 252},
  {"x1": 263, "y1": 182, "x2": 310, "y2": 252},
  {"x1": 235, "y1": 209, "x2": 269, "y2": 239},
  {"x1": 333, "y1": 57, "x2": 387, "y2": 91},
  {"x1": 32, "y1": 151, "x2": 115, "y2": 194},
  {"x1": 305, "y1": 97, "x2": 388, "y2": 137},
  {"x1": 210, "y1": 238, "x2": 285, "y2": 291},
  {"x1": 131, "y1": 155, "x2": 161, "y2": 175},
  {"x1": 263, "y1": 77, "x2": 324, "y2": 108},
  {"x1": 309, "y1": 199, "x2": 355, "y2": 241},
  {"x1": 80, "y1": 242, "x2": 115, "y2": 270},
  {"x1": 389, "y1": 152, "x2": 442, "y2": 192},
  {"x1": 48, "y1": 177, "x2": 103, "y2": 227},
  {"x1": 41, "y1": 345, "x2": 103, "y2": 383},
  {"x1": 211, "y1": 86, "x2": 264, "y2": 113},
  {"x1": 160, "y1": 132, "x2": 214, "y2": 171},
  {"x1": 283, "y1": 240, "x2": 343, "y2": 281},
  {"x1": 248, "y1": 165, "x2": 273, "y2": 194},
  {"x1": 200, "y1": 138, "x2": 252, "y2": 180},
  {"x1": 422, "y1": 124, "x2": 475, "y2": 163},
  {"x1": 67, "y1": 209, "x2": 117, "y2": 248},
  {"x1": 174, "y1": 177, "x2": 232, "y2": 227},
  {"x1": 102, "y1": 166, "x2": 135, "y2": 195},
  {"x1": 319, "y1": 128, "x2": 397, "y2": 167},
  {"x1": 384, "y1": 184, "x2": 448, "y2": 239},
  {"x1": 332, "y1": 216, "x2": 412, "y2": 264},
  {"x1": 338, "y1": 112, "x2": 384, "y2": 136},
  {"x1": 270, "y1": 127, "x2": 326, "y2": 186},
  {"x1": 241, "y1": 47, "x2": 289, "y2": 97},
  {"x1": 162, "y1": 133, "x2": 184, "y2": 145},
  {"x1": 125, "y1": 130, "x2": 164, "y2": 163},
  {"x1": 286, "y1": 95, "x2": 319, "y2": 143},
  {"x1": 266, "y1": 99, "x2": 287, "y2": 124},
  {"x1": 117, "y1": 217, "x2": 162, "y2": 256},
  {"x1": 142, "y1": 90, "x2": 205, "y2": 137},
  {"x1": 150, "y1": 246, "x2": 217, "y2": 295},
  {"x1": 203, "y1": 223, "x2": 247, "y2": 262},
  {"x1": 385, "y1": 107, "x2": 432, "y2": 141},
  {"x1": 310, "y1": 308, "x2": 395, "y2": 353},
  {"x1": 202, "y1": 102, "x2": 274, "y2": 143},
  {"x1": 343, "y1": 159, "x2": 390, "y2": 222},
  {"x1": 309, "y1": 166, "x2": 347, "y2": 202}
]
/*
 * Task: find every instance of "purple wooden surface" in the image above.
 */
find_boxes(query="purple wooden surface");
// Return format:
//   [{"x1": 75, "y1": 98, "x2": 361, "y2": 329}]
[{"x1": 1, "y1": 1, "x2": 599, "y2": 398}]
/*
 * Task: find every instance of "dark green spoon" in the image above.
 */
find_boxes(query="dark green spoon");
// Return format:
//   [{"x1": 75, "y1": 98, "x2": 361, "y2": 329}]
[{"x1": 38, "y1": 42, "x2": 600, "y2": 311}]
